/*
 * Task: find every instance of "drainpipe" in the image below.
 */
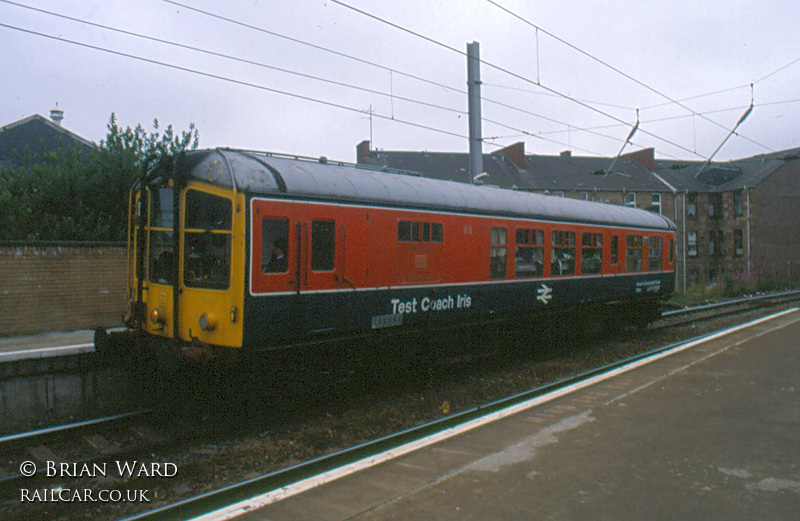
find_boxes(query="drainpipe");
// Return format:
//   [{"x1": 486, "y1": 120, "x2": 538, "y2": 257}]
[
  {"x1": 682, "y1": 191, "x2": 687, "y2": 292},
  {"x1": 745, "y1": 186, "x2": 751, "y2": 274}
]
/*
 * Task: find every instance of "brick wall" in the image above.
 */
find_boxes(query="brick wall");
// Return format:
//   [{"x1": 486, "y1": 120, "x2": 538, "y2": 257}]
[{"x1": 0, "y1": 242, "x2": 127, "y2": 336}]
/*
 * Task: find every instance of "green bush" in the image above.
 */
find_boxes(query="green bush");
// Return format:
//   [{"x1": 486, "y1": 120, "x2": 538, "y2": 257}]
[{"x1": 0, "y1": 113, "x2": 198, "y2": 241}]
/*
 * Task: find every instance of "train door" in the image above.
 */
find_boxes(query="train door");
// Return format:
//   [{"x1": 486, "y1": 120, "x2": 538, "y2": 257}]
[
  {"x1": 136, "y1": 184, "x2": 176, "y2": 339},
  {"x1": 178, "y1": 184, "x2": 242, "y2": 347},
  {"x1": 253, "y1": 200, "x2": 301, "y2": 294},
  {"x1": 252, "y1": 199, "x2": 344, "y2": 336}
]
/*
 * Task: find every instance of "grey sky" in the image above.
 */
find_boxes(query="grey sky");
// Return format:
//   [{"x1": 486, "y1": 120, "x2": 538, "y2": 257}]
[{"x1": 1, "y1": 0, "x2": 798, "y2": 162}]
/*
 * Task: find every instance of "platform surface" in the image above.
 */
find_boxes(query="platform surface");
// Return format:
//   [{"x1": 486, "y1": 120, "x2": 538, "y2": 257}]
[
  {"x1": 226, "y1": 309, "x2": 800, "y2": 521},
  {"x1": 0, "y1": 329, "x2": 96, "y2": 361}
]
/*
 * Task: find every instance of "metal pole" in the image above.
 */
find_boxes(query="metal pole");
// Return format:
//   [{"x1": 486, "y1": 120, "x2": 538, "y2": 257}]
[{"x1": 467, "y1": 41, "x2": 483, "y2": 183}]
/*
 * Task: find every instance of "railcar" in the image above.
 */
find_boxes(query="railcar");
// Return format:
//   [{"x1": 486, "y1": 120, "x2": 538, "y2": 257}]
[{"x1": 103, "y1": 148, "x2": 676, "y2": 357}]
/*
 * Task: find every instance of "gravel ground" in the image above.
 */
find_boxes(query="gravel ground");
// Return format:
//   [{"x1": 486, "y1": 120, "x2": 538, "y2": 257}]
[{"x1": 3, "y1": 306, "x2": 784, "y2": 521}]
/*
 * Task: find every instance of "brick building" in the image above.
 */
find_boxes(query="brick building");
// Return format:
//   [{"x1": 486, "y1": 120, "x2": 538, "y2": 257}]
[{"x1": 356, "y1": 140, "x2": 800, "y2": 293}]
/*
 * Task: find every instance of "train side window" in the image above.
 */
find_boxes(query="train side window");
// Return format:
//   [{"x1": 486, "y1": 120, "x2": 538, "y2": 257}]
[
  {"x1": 648, "y1": 236, "x2": 663, "y2": 271},
  {"x1": 311, "y1": 220, "x2": 335, "y2": 272},
  {"x1": 262, "y1": 218, "x2": 289, "y2": 273},
  {"x1": 610, "y1": 235, "x2": 619, "y2": 265},
  {"x1": 581, "y1": 233, "x2": 603, "y2": 274},
  {"x1": 514, "y1": 228, "x2": 544, "y2": 278},
  {"x1": 626, "y1": 235, "x2": 643, "y2": 272},
  {"x1": 490, "y1": 227, "x2": 507, "y2": 279},
  {"x1": 551, "y1": 230, "x2": 576, "y2": 276},
  {"x1": 398, "y1": 221, "x2": 443, "y2": 243},
  {"x1": 668, "y1": 238, "x2": 675, "y2": 263}
]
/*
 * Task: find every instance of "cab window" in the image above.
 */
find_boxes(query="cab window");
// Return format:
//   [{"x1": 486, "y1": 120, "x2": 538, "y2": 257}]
[
  {"x1": 183, "y1": 190, "x2": 232, "y2": 289},
  {"x1": 148, "y1": 187, "x2": 174, "y2": 284}
]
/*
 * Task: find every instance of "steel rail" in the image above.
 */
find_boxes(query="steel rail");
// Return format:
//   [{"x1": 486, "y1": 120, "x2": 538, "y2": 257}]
[
  {"x1": 661, "y1": 289, "x2": 800, "y2": 317},
  {"x1": 0, "y1": 409, "x2": 151, "y2": 445},
  {"x1": 120, "y1": 304, "x2": 799, "y2": 521}
]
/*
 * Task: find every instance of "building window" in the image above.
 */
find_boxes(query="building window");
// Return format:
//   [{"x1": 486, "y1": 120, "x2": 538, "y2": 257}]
[
  {"x1": 626, "y1": 192, "x2": 636, "y2": 207},
  {"x1": 687, "y1": 231, "x2": 697, "y2": 257},
  {"x1": 551, "y1": 230, "x2": 576, "y2": 276},
  {"x1": 648, "y1": 236, "x2": 663, "y2": 271},
  {"x1": 651, "y1": 193, "x2": 662, "y2": 214},
  {"x1": 734, "y1": 229, "x2": 744, "y2": 257},
  {"x1": 398, "y1": 221, "x2": 443, "y2": 243},
  {"x1": 515, "y1": 228, "x2": 544, "y2": 278},
  {"x1": 687, "y1": 193, "x2": 697, "y2": 218},
  {"x1": 581, "y1": 232, "x2": 603, "y2": 274},
  {"x1": 626, "y1": 235, "x2": 643, "y2": 272},
  {"x1": 734, "y1": 190, "x2": 744, "y2": 217},
  {"x1": 490, "y1": 227, "x2": 507, "y2": 279},
  {"x1": 709, "y1": 230, "x2": 723, "y2": 257},
  {"x1": 708, "y1": 193, "x2": 722, "y2": 218}
]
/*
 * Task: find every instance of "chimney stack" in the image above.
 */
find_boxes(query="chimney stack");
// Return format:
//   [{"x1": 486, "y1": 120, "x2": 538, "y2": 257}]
[{"x1": 50, "y1": 106, "x2": 64, "y2": 126}]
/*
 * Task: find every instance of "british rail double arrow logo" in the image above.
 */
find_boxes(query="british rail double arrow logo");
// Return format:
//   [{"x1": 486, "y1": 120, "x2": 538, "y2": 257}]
[{"x1": 537, "y1": 283, "x2": 553, "y2": 304}]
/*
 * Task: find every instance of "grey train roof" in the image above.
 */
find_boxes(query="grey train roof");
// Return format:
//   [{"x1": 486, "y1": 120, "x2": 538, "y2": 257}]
[{"x1": 180, "y1": 149, "x2": 675, "y2": 231}]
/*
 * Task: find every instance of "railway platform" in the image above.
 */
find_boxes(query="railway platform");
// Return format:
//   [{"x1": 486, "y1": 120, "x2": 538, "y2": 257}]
[
  {"x1": 212, "y1": 308, "x2": 800, "y2": 521},
  {"x1": 0, "y1": 329, "x2": 96, "y2": 362}
]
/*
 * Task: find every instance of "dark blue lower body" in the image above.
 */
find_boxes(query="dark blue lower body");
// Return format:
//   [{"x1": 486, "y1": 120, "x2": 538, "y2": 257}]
[{"x1": 242, "y1": 273, "x2": 675, "y2": 349}]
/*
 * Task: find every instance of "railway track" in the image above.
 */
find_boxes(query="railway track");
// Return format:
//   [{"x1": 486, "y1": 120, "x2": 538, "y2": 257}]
[
  {"x1": 2, "y1": 291, "x2": 798, "y2": 520},
  {"x1": 117, "y1": 293, "x2": 800, "y2": 521}
]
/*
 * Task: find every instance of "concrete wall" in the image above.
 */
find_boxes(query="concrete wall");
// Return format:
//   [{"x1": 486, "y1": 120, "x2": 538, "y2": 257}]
[{"x1": 0, "y1": 242, "x2": 127, "y2": 336}]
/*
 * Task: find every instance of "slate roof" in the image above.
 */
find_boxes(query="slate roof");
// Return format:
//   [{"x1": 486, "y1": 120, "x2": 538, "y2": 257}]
[
  {"x1": 0, "y1": 114, "x2": 95, "y2": 168},
  {"x1": 359, "y1": 143, "x2": 800, "y2": 195},
  {"x1": 360, "y1": 149, "x2": 662, "y2": 192},
  {"x1": 654, "y1": 147, "x2": 800, "y2": 192}
]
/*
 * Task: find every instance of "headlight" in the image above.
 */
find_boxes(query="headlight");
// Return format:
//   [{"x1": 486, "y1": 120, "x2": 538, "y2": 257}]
[
  {"x1": 150, "y1": 307, "x2": 167, "y2": 324},
  {"x1": 199, "y1": 313, "x2": 218, "y2": 331}
]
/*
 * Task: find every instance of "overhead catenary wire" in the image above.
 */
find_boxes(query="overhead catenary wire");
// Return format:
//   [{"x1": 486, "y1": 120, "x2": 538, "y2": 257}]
[
  {"x1": 0, "y1": 21, "x2": 469, "y2": 142},
  {"x1": 328, "y1": 0, "x2": 707, "y2": 159},
  {"x1": 483, "y1": 0, "x2": 774, "y2": 154},
  {"x1": 158, "y1": 0, "x2": 657, "y2": 154},
  {"x1": 1, "y1": 0, "x2": 468, "y2": 118},
  {"x1": 163, "y1": 1, "x2": 643, "y2": 150}
]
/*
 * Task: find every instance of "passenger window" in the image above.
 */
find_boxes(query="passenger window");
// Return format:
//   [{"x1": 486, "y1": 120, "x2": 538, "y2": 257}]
[
  {"x1": 610, "y1": 235, "x2": 619, "y2": 265},
  {"x1": 311, "y1": 220, "x2": 335, "y2": 272},
  {"x1": 515, "y1": 228, "x2": 544, "y2": 278},
  {"x1": 398, "y1": 221, "x2": 443, "y2": 243},
  {"x1": 581, "y1": 233, "x2": 603, "y2": 274},
  {"x1": 262, "y1": 218, "x2": 289, "y2": 274},
  {"x1": 648, "y1": 236, "x2": 663, "y2": 271},
  {"x1": 626, "y1": 235, "x2": 643, "y2": 272},
  {"x1": 551, "y1": 231, "x2": 576, "y2": 276},
  {"x1": 490, "y1": 227, "x2": 507, "y2": 279}
]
